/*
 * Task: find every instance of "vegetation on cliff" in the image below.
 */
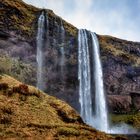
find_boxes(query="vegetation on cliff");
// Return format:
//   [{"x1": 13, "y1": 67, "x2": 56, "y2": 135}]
[
  {"x1": 0, "y1": 54, "x2": 36, "y2": 84},
  {"x1": 99, "y1": 35, "x2": 140, "y2": 66},
  {"x1": 111, "y1": 113, "x2": 140, "y2": 130},
  {"x1": 0, "y1": 0, "x2": 38, "y2": 38},
  {"x1": 0, "y1": 0, "x2": 77, "y2": 39}
]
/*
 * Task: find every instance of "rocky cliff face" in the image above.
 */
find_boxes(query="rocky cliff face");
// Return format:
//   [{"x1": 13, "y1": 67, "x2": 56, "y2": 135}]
[
  {"x1": 99, "y1": 36, "x2": 140, "y2": 113},
  {"x1": 0, "y1": 0, "x2": 140, "y2": 115}
]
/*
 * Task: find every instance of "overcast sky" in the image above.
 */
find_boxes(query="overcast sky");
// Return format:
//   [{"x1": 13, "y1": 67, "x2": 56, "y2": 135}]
[{"x1": 23, "y1": 0, "x2": 140, "y2": 42}]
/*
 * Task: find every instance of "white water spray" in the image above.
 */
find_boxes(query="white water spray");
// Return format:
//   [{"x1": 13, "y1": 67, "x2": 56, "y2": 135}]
[
  {"x1": 60, "y1": 21, "x2": 65, "y2": 77},
  {"x1": 78, "y1": 29, "x2": 93, "y2": 123},
  {"x1": 78, "y1": 29, "x2": 108, "y2": 132},
  {"x1": 60, "y1": 47, "x2": 65, "y2": 73},
  {"x1": 36, "y1": 12, "x2": 45, "y2": 90},
  {"x1": 91, "y1": 32, "x2": 137, "y2": 134},
  {"x1": 78, "y1": 29, "x2": 137, "y2": 134},
  {"x1": 91, "y1": 32, "x2": 109, "y2": 132},
  {"x1": 60, "y1": 20, "x2": 65, "y2": 42}
]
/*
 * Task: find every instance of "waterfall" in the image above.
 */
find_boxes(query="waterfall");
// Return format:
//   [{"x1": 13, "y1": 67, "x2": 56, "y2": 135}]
[
  {"x1": 36, "y1": 12, "x2": 45, "y2": 90},
  {"x1": 91, "y1": 32, "x2": 109, "y2": 132},
  {"x1": 78, "y1": 29, "x2": 93, "y2": 123},
  {"x1": 91, "y1": 32, "x2": 137, "y2": 134},
  {"x1": 60, "y1": 47, "x2": 65, "y2": 73},
  {"x1": 78, "y1": 29, "x2": 108, "y2": 132},
  {"x1": 60, "y1": 20, "x2": 65, "y2": 78},
  {"x1": 60, "y1": 20, "x2": 65, "y2": 43},
  {"x1": 78, "y1": 29, "x2": 138, "y2": 134}
]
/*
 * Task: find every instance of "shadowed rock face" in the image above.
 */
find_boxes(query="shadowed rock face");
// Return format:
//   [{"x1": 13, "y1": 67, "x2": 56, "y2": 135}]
[
  {"x1": 130, "y1": 92, "x2": 140, "y2": 111},
  {"x1": 0, "y1": 0, "x2": 140, "y2": 114}
]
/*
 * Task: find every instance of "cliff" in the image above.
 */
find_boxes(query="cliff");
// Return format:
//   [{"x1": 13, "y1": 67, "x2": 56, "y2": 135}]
[
  {"x1": 0, "y1": 0, "x2": 140, "y2": 120},
  {"x1": 99, "y1": 36, "x2": 140, "y2": 113}
]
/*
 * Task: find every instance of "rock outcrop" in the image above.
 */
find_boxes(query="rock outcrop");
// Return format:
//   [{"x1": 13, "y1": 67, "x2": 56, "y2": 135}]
[{"x1": 0, "y1": 0, "x2": 140, "y2": 114}]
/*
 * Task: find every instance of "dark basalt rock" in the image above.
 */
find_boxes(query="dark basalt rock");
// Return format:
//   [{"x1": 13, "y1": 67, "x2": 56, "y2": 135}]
[
  {"x1": 0, "y1": 30, "x2": 10, "y2": 39},
  {"x1": 130, "y1": 92, "x2": 140, "y2": 111}
]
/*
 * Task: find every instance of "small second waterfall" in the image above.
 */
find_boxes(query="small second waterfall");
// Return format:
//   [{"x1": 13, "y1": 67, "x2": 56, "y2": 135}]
[
  {"x1": 36, "y1": 12, "x2": 45, "y2": 90},
  {"x1": 60, "y1": 47, "x2": 65, "y2": 74},
  {"x1": 60, "y1": 21, "x2": 65, "y2": 78},
  {"x1": 78, "y1": 29, "x2": 108, "y2": 132}
]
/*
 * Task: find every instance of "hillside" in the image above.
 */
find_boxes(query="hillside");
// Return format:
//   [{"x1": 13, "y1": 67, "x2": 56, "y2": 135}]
[{"x1": 0, "y1": 74, "x2": 127, "y2": 140}]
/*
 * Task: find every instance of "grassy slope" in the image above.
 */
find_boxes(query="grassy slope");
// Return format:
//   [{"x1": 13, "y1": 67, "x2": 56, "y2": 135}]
[
  {"x1": 0, "y1": 74, "x2": 124, "y2": 140},
  {"x1": 111, "y1": 113, "x2": 140, "y2": 130}
]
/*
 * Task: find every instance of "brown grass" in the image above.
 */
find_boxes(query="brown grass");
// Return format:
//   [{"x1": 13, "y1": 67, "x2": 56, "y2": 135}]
[{"x1": 0, "y1": 74, "x2": 127, "y2": 140}]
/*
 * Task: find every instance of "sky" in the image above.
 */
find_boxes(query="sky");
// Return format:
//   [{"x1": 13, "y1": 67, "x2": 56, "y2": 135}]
[{"x1": 23, "y1": 0, "x2": 140, "y2": 42}]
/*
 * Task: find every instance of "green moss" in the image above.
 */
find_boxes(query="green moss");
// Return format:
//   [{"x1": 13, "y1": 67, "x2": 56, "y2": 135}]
[
  {"x1": 0, "y1": 55, "x2": 36, "y2": 84},
  {"x1": 99, "y1": 35, "x2": 140, "y2": 66},
  {"x1": 111, "y1": 113, "x2": 140, "y2": 129}
]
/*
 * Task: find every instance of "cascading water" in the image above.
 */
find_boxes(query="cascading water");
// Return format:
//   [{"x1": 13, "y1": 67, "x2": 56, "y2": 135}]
[
  {"x1": 35, "y1": 11, "x2": 137, "y2": 134},
  {"x1": 60, "y1": 21, "x2": 65, "y2": 78},
  {"x1": 91, "y1": 32, "x2": 109, "y2": 132},
  {"x1": 60, "y1": 20, "x2": 65, "y2": 44},
  {"x1": 60, "y1": 47, "x2": 65, "y2": 74},
  {"x1": 78, "y1": 29, "x2": 108, "y2": 132},
  {"x1": 78, "y1": 29, "x2": 137, "y2": 134},
  {"x1": 36, "y1": 12, "x2": 45, "y2": 90},
  {"x1": 78, "y1": 29, "x2": 93, "y2": 123}
]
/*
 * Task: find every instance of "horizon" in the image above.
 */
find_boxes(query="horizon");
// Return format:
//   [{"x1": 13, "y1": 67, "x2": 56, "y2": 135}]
[{"x1": 23, "y1": 0, "x2": 140, "y2": 42}]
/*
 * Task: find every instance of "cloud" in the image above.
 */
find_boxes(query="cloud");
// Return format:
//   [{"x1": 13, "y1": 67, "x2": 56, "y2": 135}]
[
  {"x1": 23, "y1": 0, "x2": 47, "y2": 8},
  {"x1": 23, "y1": 0, "x2": 140, "y2": 42}
]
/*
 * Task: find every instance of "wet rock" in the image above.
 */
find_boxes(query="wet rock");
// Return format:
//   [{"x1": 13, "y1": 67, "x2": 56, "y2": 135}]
[{"x1": 108, "y1": 95, "x2": 132, "y2": 114}]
